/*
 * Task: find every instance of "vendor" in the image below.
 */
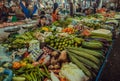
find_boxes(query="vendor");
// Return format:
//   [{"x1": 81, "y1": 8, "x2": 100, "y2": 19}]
[
  {"x1": 32, "y1": 16, "x2": 47, "y2": 30},
  {"x1": 0, "y1": 5, "x2": 9, "y2": 22},
  {"x1": 19, "y1": 0, "x2": 37, "y2": 19},
  {"x1": 40, "y1": 10, "x2": 52, "y2": 25},
  {"x1": 37, "y1": 15, "x2": 47, "y2": 27},
  {"x1": 40, "y1": 11, "x2": 46, "y2": 16},
  {"x1": 83, "y1": 8, "x2": 90, "y2": 16},
  {"x1": 93, "y1": 2, "x2": 97, "y2": 14},
  {"x1": 96, "y1": 6, "x2": 107, "y2": 13},
  {"x1": 52, "y1": 3, "x2": 59, "y2": 22},
  {"x1": 76, "y1": 3, "x2": 81, "y2": 12},
  {"x1": 8, "y1": 5, "x2": 17, "y2": 22}
]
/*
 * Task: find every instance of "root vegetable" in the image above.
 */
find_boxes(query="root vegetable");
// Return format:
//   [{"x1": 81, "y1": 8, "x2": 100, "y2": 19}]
[
  {"x1": 60, "y1": 77, "x2": 67, "y2": 81},
  {"x1": 48, "y1": 65, "x2": 54, "y2": 69},
  {"x1": 49, "y1": 70, "x2": 60, "y2": 74},
  {"x1": 54, "y1": 64, "x2": 60, "y2": 69},
  {"x1": 32, "y1": 62, "x2": 39, "y2": 66},
  {"x1": 51, "y1": 51, "x2": 59, "y2": 57},
  {"x1": 58, "y1": 50, "x2": 67, "y2": 62},
  {"x1": 51, "y1": 57, "x2": 58, "y2": 65}
]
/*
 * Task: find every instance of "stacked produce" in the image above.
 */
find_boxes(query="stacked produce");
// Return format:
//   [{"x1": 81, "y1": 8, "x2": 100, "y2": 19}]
[
  {"x1": 0, "y1": 12, "x2": 119, "y2": 81},
  {"x1": 66, "y1": 46, "x2": 104, "y2": 77},
  {"x1": 12, "y1": 58, "x2": 50, "y2": 81},
  {"x1": 62, "y1": 27, "x2": 74, "y2": 34},
  {"x1": 89, "y1": 29, "x2": 112, "y2": 41},
  {"x1": 45, "y1": 35, "x2": 83, "y2": 51},
  {"x1": 82, "y1": 22, "x2": 101, "y2": 29},
  {"x1": 5, "y1": 31, "x2": 34, "y2": 50}
]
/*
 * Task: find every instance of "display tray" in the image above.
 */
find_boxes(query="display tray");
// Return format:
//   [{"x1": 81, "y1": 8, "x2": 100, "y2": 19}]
[
  {"x1": 115, "y1": 18, "x2": 120, "y2": 20},
  {"x1": 45, "y1": 39, "x2": 114, "y2": 81},
  {"x1": 4, "y1": 27, "x2": 20, "y2": 32},
  {"x1": 94, "y1": 40, "x2": 114, "y2": 81}
]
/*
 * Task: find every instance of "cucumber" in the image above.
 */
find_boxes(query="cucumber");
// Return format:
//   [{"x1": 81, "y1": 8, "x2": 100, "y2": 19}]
[
  {"x1": 67, "y1": 49, "x2": 100, "y2": 65},
  {"x1": 90, "y1": 36, "x2": 112, "y2": 42},
  {"x1": 12, "y1": 76, "x2": 26, "y2": 81},
  {"x1": 91, "y1": 32, "x2": 112, "y2": 38},
  {"x1": 25, "y1": 32, "x2": 33, "y2": 39},
  {"x1": 67, "y1": 47, "x2": 104, "y2": 58},
  {"x1": 69, "y1": 52, "x2": 99, "y2": 70},
  {"x1": 82, "y1": 41, "x2": 103, "y2": 49},
  {"x1": 68, "y1": 51, "x2": 92, "y2": 77}
]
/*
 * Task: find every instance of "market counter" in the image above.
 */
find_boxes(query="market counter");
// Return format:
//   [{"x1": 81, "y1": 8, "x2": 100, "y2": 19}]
[{"x1": 0, "y1": 20, "x2": 38, "y2": 42}]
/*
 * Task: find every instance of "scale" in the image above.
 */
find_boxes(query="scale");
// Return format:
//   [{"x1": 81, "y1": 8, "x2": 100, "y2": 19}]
[
  {"x1": 22, "y1": 25, "x2": 33, "y2": 32},
  {"x1": 4, "y1": 26, "x2": 20, "y2": 38},
  {"x1": 22, "y1": 20, "x2": 37, "y2": 32}
]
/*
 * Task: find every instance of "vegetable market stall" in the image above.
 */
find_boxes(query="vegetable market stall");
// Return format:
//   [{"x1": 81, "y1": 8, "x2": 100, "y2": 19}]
[{"x1": 0, "y1": 12, "x2": 120, "y2": 81}]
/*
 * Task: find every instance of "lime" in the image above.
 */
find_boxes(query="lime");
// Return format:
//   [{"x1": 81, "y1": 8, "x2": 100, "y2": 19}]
[
  {"x1": 45, "y1": 38, "x2": 50, "y2": 43},
  {"x1": 50, "y1": 43, "x2": 54, "y2": 47},
  {"x1": 60, "y1": 48, "x2": 63, "y2": 51},
  {"x1": 54, "y1": 46, "x2": 57, "y2": 49},
  {"x1": 65, "y1": 44, "x2": 68, "y2": 47},
  {"x1": 55, "y1": 43, "x2": 59, "y2": 46},
  {"x1": 59, "y1": 43, "x2": 62, "y2": 45},
  {"x1": 63, "y1": 42, "x2": 65, "y2": 45},
  {"x1": 68, "y1": 45, "x2": 71, "y2": 47},
  {"x1": 50, "y1": 35, "x2": 55, "y2": 40}
]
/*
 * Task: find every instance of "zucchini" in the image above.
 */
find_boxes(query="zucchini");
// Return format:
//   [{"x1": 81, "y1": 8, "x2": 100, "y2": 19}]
[
  {"x1": 12, "y1": 76, "x2": 26, "y2": 81},
  {"x1": 67, "y1": 47, "x2": 104, "y2": 58},
  {"x1": 67, "y1": 49, "x2": 100, "y2": 64},
  {"x1": 69, "y1": 52, "x2": 99, "y2": 70},
  {"x1": 82, "y1": 41, "x2": 103, "y2": 49},
  {"x1": 68, "y1": 51, "x2": 92, "y2": 77},
  {"x1": 91, "y1": 32, "x2": 112, "y2": 38},
  {"x1": 90, "y1": 36, "x2": 112, "y2": 42}
]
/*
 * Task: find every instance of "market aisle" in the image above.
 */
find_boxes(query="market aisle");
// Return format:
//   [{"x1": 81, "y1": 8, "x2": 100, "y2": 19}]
[{"x1": 100, "y1": 36, "x2": 120, "y2": 81}]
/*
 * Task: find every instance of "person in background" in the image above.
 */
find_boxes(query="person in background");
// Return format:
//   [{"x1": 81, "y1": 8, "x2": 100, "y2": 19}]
[
  {"x1": 19, "y1": 0, "x2": 38, "y2": 20},
  {"x1": 116, "y1": 6, "x2": 120, "y2": 12},
  {"x1": 109, "y1": 2, "x2": 115, "y2": 11},
  {"x1": 82, "y1": 8, "x2": 90, "y2": 16},
  {"x1": 0, "y1": 2, "x2": 3, "y2": 22},
  {"x1": 89, "y1": 7, "x2": 93, "y2": 14},
  {"x1": 93, "y1": 2, "x2": 97, "y2": 14},
  {"x1": 96, "y1": 5, "x2": 107, "y2": 13},
  {"x1": 32, "y1": 15, "x2": 47, "y2": 30},
  {"x1": 76, "y1": 3, "x2": 81, "y2": 12},
  {"x1": 8, "y1": 5, "x2": 17, "y2": 22},
  {"x1": 15, "y1": 2, "x2": 25, "y2": 20},
  {"x1": 69, "y1": 2, "x2": 74, "y2": 16},
  {"x1": 101, "y1": 6, "x2": 107, "y2": 12},
  {"x1": 40, "y1": 11, "x2": 46, "y2": 16},
  {"x1": 0, "y1": 5, "x2": 9, "y2": 22},
  {"x1": 52, "y1": 3, "x2": 59, "y2": 22},
  {"x1": 37, "y1": 16, "x2": 47, "y2": 27}
]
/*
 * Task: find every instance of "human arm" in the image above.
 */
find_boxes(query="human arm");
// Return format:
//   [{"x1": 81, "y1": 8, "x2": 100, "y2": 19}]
[{"x1": 20, "y1": 1, "x2": 30, "y2": 18}]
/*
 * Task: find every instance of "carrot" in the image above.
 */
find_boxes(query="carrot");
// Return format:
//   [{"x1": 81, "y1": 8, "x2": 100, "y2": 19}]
[
  {"x1": 49, "y1": 70, "x2": 60, "y2": 74},
  {"x1": 39, "y1": 58, "x2": 45, "y2": 64},
  {"x1": 44, "y1": 78, "x2": 48, "y2": 81},
  {"x1": 82, "y1": 29, "x2": 90, "y2": 36},
  {"x1": 60, "y1": 77, "x2": 67, "y2": 81}
]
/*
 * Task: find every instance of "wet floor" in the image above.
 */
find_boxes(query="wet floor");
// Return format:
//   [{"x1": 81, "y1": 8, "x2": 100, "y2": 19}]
[{"x1": 99, "y1": 36, "x2": 120, "y2": 81}]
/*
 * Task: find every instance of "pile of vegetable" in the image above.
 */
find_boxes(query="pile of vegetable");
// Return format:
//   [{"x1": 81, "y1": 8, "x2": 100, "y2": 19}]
[
  {"x1": 1, "y1": 12, "x2": 119, "y2": 81},
  {"x1": 12, "y1": 58, "x2": 50, "y2": 81},
  {"x1": 45, "y1": 35, "x2": 83, "y2": 51},
  {"x1": 66, "y1": 47, "x2": 104, "y2": 77}
]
